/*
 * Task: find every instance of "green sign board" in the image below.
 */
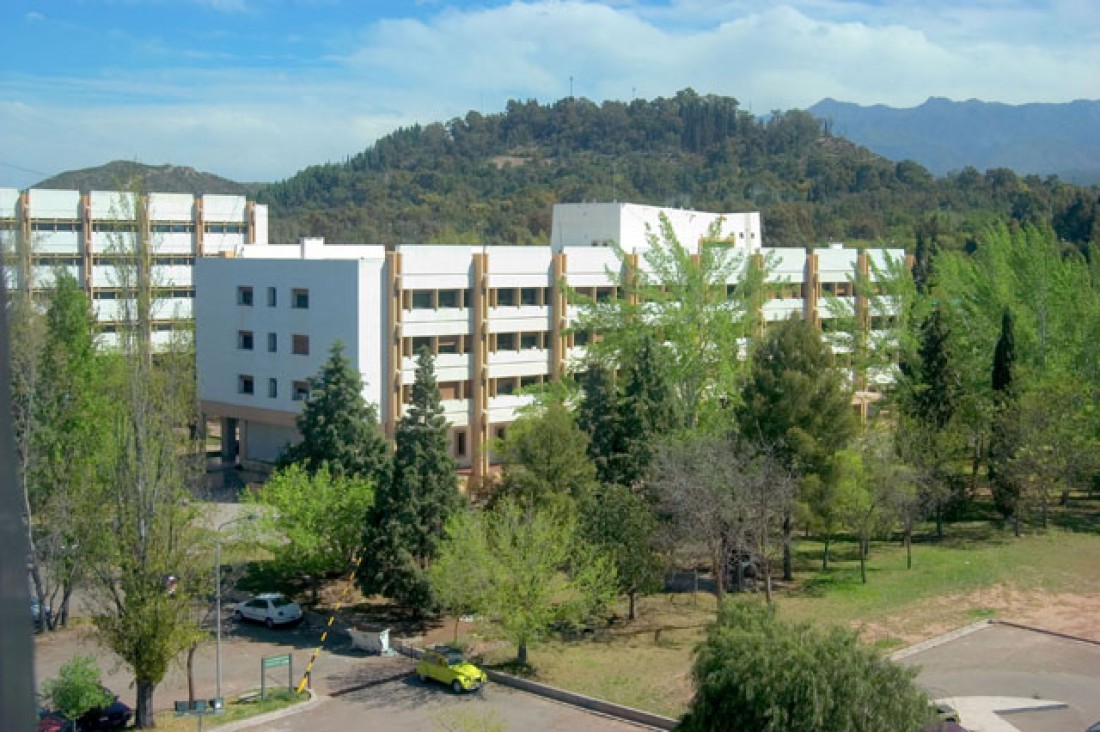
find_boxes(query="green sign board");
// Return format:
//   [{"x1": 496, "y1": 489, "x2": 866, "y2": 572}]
[{"x1": 262, "y1": 654, "x2": 291, "y2": 670}]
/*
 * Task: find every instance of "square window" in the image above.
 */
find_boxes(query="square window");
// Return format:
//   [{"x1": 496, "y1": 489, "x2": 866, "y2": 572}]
[
  {"x1": 573, "y1": 330, "x2": 590, "y2": 347},
  {"x1": 237, "y1": 330, "x2": 254, "y2": 350},
  {"x1": 292, "y1": 334, "x2": 310, "y2": 355},
  {"x1": 411, "y1": 290, "x2": 433, "y2": 309},
  {"x1": 238, "y1": 374, "x2": 254, "y2": 395},
  {"x1": 520, "y1": 375, "x2": 542, "y2": 388},
  {"x1": 520, "y1": 332, "x2": 541, "y2": 350},
  {"x1": 496, "y1": 378, "x2": 516, "y2": 396},
  {"x1": 520, "y1": 287, "x2": 540, "y2": 306},
  {"x1": 267, "y1": 333, "x2": 277, "y2": 352},
  {"x1": 237, "y1": 286, "x2": 253, "y2": 306},
  {"x1": 495, "y1": 288, "x2": 516, "y2": 307},
  {"x1": 438, "y1": 290, "x2": 459, "y2": 308},
  {"x1": 437, "y1": 335, "x2": 461, "y2": 354},
  {"x1": 596, "y1": 286, "x2": 615, "y2": 303},
  {"x1": 291, "y1": 288, "x2": 309, "y2": 309},
  {"x1": 292, "y1": 380, "x2": 309, "y2": 401},
  {"x1": 267, "y1": 287, "x2": 277, "y2": 307},
  {"x1": 268, "y1": 378, "x2": 278, "y2": 398},
  {"x1": 411, "y1": 336, "x2": 433, "y2": 354},
  {"x1": 496, "y1": 332, "x2": 516, "y2": 351}
]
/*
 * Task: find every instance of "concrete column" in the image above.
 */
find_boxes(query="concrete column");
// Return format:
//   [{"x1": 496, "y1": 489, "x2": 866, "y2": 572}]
[
  {"x1": 470, "y1": 252, "x2": 490, "y2": 482},
  {"x1": 221, "y1": 417, "x2": 238, "y2": 465},
  {"x1": 550, "y1": 252, "x2": 567, "y2": 380},
  {"x1": 803, "y1": 248, "x2": 819, "y2": 328},
  {"x1": 384, "y1": 250, "x2": 403, "y2": 442}
]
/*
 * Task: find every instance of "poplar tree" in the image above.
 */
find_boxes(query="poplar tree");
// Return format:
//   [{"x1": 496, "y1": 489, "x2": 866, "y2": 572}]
[
  {"x1": 360, "y1": 348, "x2": 459, "y2": 610},
  {"x1": 989, "y1": 308, "x2": 1021, "y2": 529}
]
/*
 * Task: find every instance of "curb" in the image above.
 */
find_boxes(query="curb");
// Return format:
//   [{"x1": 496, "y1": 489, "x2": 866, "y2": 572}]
[
  {"x1": 992, "y1": 620, "x2": 1100, "y2": 648},
  {"x1": 889, "y1": 619, "x2": 993, "y2": 661},
  {"x1": 207, "y1": 688, "x2": 323, "y2": 732},
  {"x1": 393, "y1": 641, "x2": 677, "y2": 731}
]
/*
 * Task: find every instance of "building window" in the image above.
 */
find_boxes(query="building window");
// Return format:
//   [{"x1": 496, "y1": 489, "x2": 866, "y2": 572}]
[
  {"x1": 573, "y1": 330, "x2": 590, "y2": 347},
  {"x1": 267, "y1": 333, "x2": 277, "y2": 352},
  {"x1": 291, "y1": 288, "x2": 309, "y2": 309},
  {"x1": 238, "y1": 374, "x2": 254, "y2": 395},
  {"x1": 495, "y1": 377, "x2": 517, "y2": 396},
  {"x1": 494, "y1": 426, "x2": 507, "y2": 441},
  {"x1": 520, "y1": 374, "x2": 543, "y2": 389},
  {"x1": 438, "y1": 289, "x2": 460, "y2": 308},
  {"x1": 437, "y1": 334, "x2": 462, "y2": 354},
  {"x1": 237, "y1": 330, "x2": 254, "y2": 350},
  {"x1": 438, "y1": 381, "x2": 460, "y2": 400},
  {"x1": 520, "y1": 332, "x2": 542, "y2": 350},
  {"x1": 292, "y1": 334, "x2": 310, "y2": 355},
  {"x1": 292, "y1": 380, "x2": 309, "y2": 401},
  {"x1": 268, "y1": 378, "x2": 278, "y2": 398},
  {"x1": 267, "y1": 287, "x2": 277, "y2": 307},
  {"x1": 237, "y1": 286, "x2": 253, "y2": 306},
  {"x1": 495, "y1": 288, "x2": 516, "y2": 307},
  {"x1": 411, "y1": 290, "x2": 433, "y2": 309},
  {"x1": 520, "y1": 287, "x2": 540, "y2": 306},
  {"x1": 454, "y1": 430, "x2": 467, "y2": 458},
  {"x1": 595, "y1": 286, "x2": 616, "y2": 303}
]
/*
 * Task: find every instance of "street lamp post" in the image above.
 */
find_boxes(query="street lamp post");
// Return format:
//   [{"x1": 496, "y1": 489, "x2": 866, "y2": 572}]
[{"x1": 214, "y1": 514, "x2": 254, "y2": 702}]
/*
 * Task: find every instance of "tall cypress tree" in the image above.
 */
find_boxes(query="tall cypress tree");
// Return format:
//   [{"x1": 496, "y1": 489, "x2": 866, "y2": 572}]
[
  {"x1": 616, "y1": 335, "x2": 677, "y2": 487},
  {"x1": 989, "y1": 308, "x2": 1020, "y2": 526},
  {"x1": 361, "y1": 347, "x2": 460, "y2": 610},
  {"x1": 576, "y1": 363, "x2": 622, "y2": 486},
  {"x1": 279, "y1": 341, "x2": 389, "y2": 483}
]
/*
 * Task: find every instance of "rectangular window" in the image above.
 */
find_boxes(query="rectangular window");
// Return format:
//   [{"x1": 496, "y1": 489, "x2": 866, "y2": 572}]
[
  {"x1": 292, "y1": 380, "x2": 309, "y2": 401},
  {"x1": 292, "y1": 334, "x2": 310, "y2": 355},
  {"x1": 438, "y1": 381, "x2": 460, "y2": 400},
  {"x1": 520, "y1": 375, "x2": 542, "y2": 389},
  {"x1": 595, "y1": 286, "x2": 616, "y2": 303},
  {"x1": 495, "y1": 332, "x2": 516, "y2": 351},
  {"x1": 520, "y1": 332, "x2": 541, "y2": 350},
  {"x1": 267, "y1": 333, "x2": 277, "y2": 352},
  {"x1": 520, "y1": 287, "x2": 540, "y2": 306},
  {"x1": 454, "y1": 430, "x2": 467, "y2": 458},
  {"x1": 238, "y1": 374, "x2": 254, "y2": 395},
  {"x1": 438, "y1": 289, "x2": 460, "y2": 309},
  {"x1": 437, "y1": 334, "x2": 462, "y2": 354},
  {"x1": 267, "y1": 287, "x2": 277, "y2": 307},
  {"x1": 411, "y1": 290, "x2": 433, "y2": 309},
  {"x1": 411, "y1": 336, "x2": 433, "y2": 355},
  {"x1": 291, "y1": 288, "x2": 309, "y2": 309},
  {"x1": 237, "y1": 286, "x2": 253, "y2": 306},
  {"x1": 496, "y1": 378, "x2": 517, "y2": 396},
  {"x1": 268, "y1": 378, "x2": 278, "y2": 399},
  {"x1": 237, "y1": 330, "x2": 254, "y2": 350},
  {"x1": 495, "y1": 288, "x2": 516, "y2": 307},
  {"x1": 573, "y1": 330, "x2": 590, "y2": 347},
  {"x1": 463, "y1": 289, "x2": 472, "y2": 308}
]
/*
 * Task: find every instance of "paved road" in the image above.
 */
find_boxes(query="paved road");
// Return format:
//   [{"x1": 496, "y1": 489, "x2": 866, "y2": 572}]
[
  {"x1": 898, "y1": 624, "x2": 1100, "y2": 732},
  {"x1": 232, "y1": 677, "x2": 649, "y2": 732}
]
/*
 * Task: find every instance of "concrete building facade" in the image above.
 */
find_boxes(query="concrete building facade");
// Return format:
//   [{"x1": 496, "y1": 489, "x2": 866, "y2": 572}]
[
  {"x1": 195, "y1": 203, "x2": 901, "y2": 478},
  {"x1": 0, "y1": 187, "x2": 267, "y2": 348}
]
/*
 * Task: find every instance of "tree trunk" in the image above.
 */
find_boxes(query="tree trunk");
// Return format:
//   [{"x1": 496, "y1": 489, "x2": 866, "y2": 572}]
[
  {"x1": 762, "y1": 559, "x2": 773, "y2": 604},
  {"x1": 935, "y1": 509, "x2": 943, "y2": 541},
  {"x1": 781, "y1": 513, "x2": 793, "y2": 582},
  {"x1": 187, "y1": 644, "x2": 197, "y2": 703},
  {"x1": 60, "y1": 582, "x2": 74, "y2": 627},
  {"x1": 905, "y1": 529, "x2": 912, "y2": 570},
  {"x1": 1013, "y1": 514, "x2": 1020, "y2": 537},
  {"x1": 517, "y1": 641, "x2": 528, "y2": 666},
  {"x1": 453, "y1": 615, "x2": 460, "y2": 644},
  {"x1": 859, "y1": 548, "x2": 867, "y2": 585},
  {"x1": 822, "y1": 535, "x2": 830, "y2": 571},
  {"x1": 628, "y1": 590, "x2": 637, "y2": 621},
  {"x1": 135, "y1": 679, "x2": 156, "y2": 729}
]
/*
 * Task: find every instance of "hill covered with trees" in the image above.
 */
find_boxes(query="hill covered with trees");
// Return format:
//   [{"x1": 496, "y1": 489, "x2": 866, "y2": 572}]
[
  {"x1": 258, "y1": 90, "x2": 1100, "y2": 252},
  {"x1": 33, "y1": 160, "x2": 258, "y2": 196}
]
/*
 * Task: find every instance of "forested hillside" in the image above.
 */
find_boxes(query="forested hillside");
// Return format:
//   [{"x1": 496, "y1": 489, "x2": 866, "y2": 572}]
[{"x1": 259, "y1": 90, "x2": 1100, "y2": 251}]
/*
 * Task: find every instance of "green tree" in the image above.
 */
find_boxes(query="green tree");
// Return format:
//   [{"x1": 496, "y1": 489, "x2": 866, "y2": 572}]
[
  {"x1": 680, "y1": 599, "x2": 933, "y2": 732},
  {"x1": 42, "y1": 655, "x2": 113, "y2": 730},
  {"x1": 615, "y1": 334, "x2": 678, "y2": 485},
  {"x1": 429, "y1": 499, "x2": 616, "y2": 665},
  {"x1": 580, "y1": 483, "x2": 663, "y2": 620},
  {"x1": 738, "y1": 316, "x2": 857, "y2": 580},
  {"x1": 575, "y1": 362, "x2": 621, "y2": 486},
  {"x1": 85, "y1": 191, "x2": 205, "y2": 728},
  {"x1": 989, "y1": 309, "x2": 1020, "y2": 527},
  {"x1": 246, "y1": 463, "x2": 374, "y2": 603},
  {"x1": 279, "y1": 341, "x2": 389, "y2": 482},
  {"x1": 361, "y1": 348, "x2": 460, "y2": 610},
  {"x1": 494, "y1": 398, "x2": 597, "y2": 513}
]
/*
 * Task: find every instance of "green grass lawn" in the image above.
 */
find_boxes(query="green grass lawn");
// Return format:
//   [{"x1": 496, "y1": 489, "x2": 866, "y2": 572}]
[
  {"x1": 153, "y1": 689, "x2": 309, "y2": 731},
  {"x1": 482, "y1": 511, "x2": 1100, "y2": 719}
]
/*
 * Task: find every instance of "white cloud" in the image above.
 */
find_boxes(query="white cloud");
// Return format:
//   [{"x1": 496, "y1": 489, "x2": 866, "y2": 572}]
[
  {"x1": 2, "y1": 0, "x2": 1098, "y2": 188},
  {"x1": 25, "y1": 10, "x2": 45, "y2": 22}
]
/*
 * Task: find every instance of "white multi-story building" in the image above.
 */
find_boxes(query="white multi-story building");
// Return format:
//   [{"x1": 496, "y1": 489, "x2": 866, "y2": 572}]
[
  {"x1": 0, "y1": 187, "x2": 267, "y2": 348},
  {"x1": 195, "y1": 203, "x2": 901, "y2": 479}
]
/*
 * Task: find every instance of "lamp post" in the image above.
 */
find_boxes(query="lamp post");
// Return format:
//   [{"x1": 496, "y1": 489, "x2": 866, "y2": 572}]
[{"x1": 214, "y1": 514, "x2": 255, "y2": 701}]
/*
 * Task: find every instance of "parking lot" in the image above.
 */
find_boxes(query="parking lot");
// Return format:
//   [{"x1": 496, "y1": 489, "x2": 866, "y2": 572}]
[{"x1": 898, "y1": 623, "x2": 1100, "y2": 732}]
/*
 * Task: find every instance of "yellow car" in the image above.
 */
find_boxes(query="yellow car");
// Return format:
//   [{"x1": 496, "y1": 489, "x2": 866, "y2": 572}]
[{"x1": 416, "y1": 646, "x2": 488, "y2": 693}]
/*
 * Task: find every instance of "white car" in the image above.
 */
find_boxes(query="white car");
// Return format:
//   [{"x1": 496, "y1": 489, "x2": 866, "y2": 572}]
[{"x1": 233, "y1": 593, "x2": 303, "y2": 628}]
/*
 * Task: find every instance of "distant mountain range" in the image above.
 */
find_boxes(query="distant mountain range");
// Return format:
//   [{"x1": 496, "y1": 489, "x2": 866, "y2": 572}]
[
  {"x1": 808, "y1": 97, "x2": 1100, "y2": 184},
  {"x1": 32, "y1": 160, "x2": 260, "y2": 196}
]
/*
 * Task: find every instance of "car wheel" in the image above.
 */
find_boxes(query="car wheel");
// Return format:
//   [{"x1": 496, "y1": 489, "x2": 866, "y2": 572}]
[
  {"x1": 265, "y1": 617, "x2": 274, "y2": 629},
  {"x1": 418, "y1": 672, "x2": 427, "y2": 683},
  {"x1": 233, "y1": 610, "x2": 243, "y2": 622},
  {"x1": 452, "y1": 680, "x2": 463, "y2": 694}
]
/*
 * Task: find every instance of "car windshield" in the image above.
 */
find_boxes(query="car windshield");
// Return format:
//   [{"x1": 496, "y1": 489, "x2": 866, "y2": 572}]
[
  {"x1": 442, "y1": 650, "x2": 466, "y2": 665},
  {"x1": 271, "y1": 597, "x2": 294, "y2": 608}
]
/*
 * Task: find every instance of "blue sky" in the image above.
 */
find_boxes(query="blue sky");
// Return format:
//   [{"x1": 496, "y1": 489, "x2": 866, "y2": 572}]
[{"x1": 2, "y1": 0, "x2": 1097, "y2": 189}]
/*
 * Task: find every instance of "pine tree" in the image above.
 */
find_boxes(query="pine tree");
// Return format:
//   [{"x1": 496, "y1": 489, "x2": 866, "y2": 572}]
[
  {"x1": 617, "y1": 335, "x2": 677, "y2": 488},
  {"x1": 989, "y1": 308, "x2": 1020, "y2": 527},
  {"x1": 360, "y1": 347, "x2": 460, "y2": 610},
  {"x1": 576, "y1": 362, "x2": 621, "y2": 486},
  {"x1": 280, "y1": 341, "x2": 389, "y2": 482}
]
